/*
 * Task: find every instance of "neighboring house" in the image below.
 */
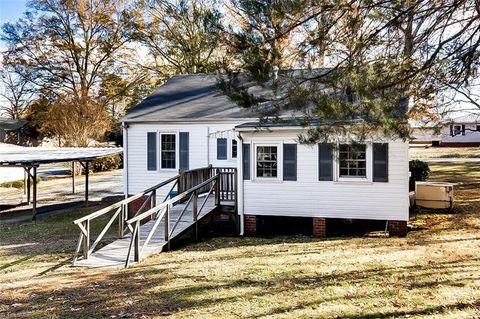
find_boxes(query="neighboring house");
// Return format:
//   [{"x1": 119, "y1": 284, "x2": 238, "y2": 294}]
[
  {"x1": 410, "y1": 113, "x2": 480, "y2": 146},
  {"x1": 0, "y1": 117, "x2": 29, "y2": 145},
  {"x1": 122, "y1": 74, "x2": 409, "y2": 237},
  {"x1": 410, "y1": 120, "x2": 442, "y2": 145},
  {"x1": 441, "y1": 114, "x2": 480, "y2": 146}
]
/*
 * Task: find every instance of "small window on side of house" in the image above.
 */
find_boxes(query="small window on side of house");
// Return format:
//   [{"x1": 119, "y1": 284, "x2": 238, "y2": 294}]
[
  {"x1": 217, "y1": 138, "x2": 227, "y2": 160},
  {"x1": 147, "y1": 132, "x2": 157, "y2": 171},
  {"x1": 232, "y1": 140, "x2": 238, "y2": 159},
  {"x1": 476, "y1": 125, "x2": 480, "y2": 132}
]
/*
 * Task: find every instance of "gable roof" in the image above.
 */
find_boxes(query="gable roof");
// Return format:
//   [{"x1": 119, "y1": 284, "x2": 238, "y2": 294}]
[
  {"x1": 447, "y1": 113, "x2": 480, "y2": 124},
  {"x1": 123, "y1": 74, "x2": 258, "y2": 123}
]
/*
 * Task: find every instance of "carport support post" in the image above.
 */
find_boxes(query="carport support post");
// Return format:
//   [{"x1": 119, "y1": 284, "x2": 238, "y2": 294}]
[
  {"x1": 72, "y1": 161, "x2": 75, "y2": 194},
  {"x1": 32, "y1": 166, "x2": 37, "y2": 220},
  {"x1": 85, "y1": 161, "x2": 89, "y2": 208},
  {"x1": 23, "y1": 169, "x2": 27, "y2": 195},
  {"x1": 26, "y1": 167, "x2": 31, "y2": 204}
]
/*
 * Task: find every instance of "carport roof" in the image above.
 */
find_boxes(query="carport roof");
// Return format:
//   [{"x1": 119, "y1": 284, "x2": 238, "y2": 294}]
[{"x1": 0, "y1": 145, "x2": 122, "y2": 166}]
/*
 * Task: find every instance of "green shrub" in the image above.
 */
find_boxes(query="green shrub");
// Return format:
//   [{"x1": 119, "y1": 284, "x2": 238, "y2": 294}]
[
  {"x1": 91, "y1": 154, "x2": 123, "y2": 172},
  {"x1": 409, "y1": 160, "x2": 430, "y2": 191},
  {"x1": 0, "y1": 177, "x2": 40, "y2": 189}
]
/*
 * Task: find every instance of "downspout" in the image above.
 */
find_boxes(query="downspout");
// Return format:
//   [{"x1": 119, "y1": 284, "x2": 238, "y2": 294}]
[
  {"x1": 122, "y1": 122, "x2": 129, "y2": 199},
  {"x1": 207, "y1": 126, "x2": 210, "y2": 165},
  {"x1": 237, "y1": 131, "x2": 245, "y2": 236}
]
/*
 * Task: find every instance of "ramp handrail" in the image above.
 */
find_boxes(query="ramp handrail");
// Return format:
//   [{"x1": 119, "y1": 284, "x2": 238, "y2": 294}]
[
  {"x1": 124, "y1": 174, "x2": 219, "y2": 267},
  {"x1": 72, "y1": 166, "x2": 213, "y2": 265}
]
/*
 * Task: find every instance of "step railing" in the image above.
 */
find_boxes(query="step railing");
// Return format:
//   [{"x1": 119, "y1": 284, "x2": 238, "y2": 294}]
[
  {"x1": 124, "y1": 174, "x2": 219, "y2": 267},
  {"x1": 72, "y1": 166, "x2": 214, "y2": 265},
  {"x1": 215, "y1": 167, "x2": 237, "y2": 204}
]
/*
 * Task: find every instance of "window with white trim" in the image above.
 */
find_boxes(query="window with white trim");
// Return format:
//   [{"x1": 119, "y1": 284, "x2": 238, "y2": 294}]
[
  {"x1": 161, "y1": 134, "x2": 176, "y2": 169},
  {"x1": 256, "y1": 146, "x2": 278, "y2": 178},
  {"x1": 339, "y1": 144, "x2": 366, "y2": 178}
]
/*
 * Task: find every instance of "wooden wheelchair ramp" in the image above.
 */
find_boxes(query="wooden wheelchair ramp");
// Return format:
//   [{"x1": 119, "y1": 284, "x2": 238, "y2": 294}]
[
  {"x1": 74, "y1": 197, "x2": 216, "y2": 268},
  {"x1": 72, "y1": 166, "x2": 236, "y2": 268}
]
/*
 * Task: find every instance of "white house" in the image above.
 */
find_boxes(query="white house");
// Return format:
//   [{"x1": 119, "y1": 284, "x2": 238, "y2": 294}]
[
  {"x1": 122, "y1": 74, "x2": 409, "y2": 237},
  {"x1": 441, "y1": 114, "x2": 480, "y2": 146},
  {"x1": 410, "y1": 113, "x2": 480, "y2": 146}
]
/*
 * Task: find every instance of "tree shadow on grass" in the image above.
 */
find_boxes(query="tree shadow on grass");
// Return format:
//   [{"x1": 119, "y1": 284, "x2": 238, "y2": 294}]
[
  {"x1": 3, "y1": 252, "x2": 479, "y2": 318},
  {"x1": 0, "y1": 255, "x2": 34, "y2": 271},
  {"x1": 337, "y1": 301, "x2": 480, "y2": 319}
]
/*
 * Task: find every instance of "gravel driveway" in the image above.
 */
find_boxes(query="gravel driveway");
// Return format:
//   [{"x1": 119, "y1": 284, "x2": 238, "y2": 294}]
[{"x1": 0, "y1": 169, "x2": 123, "y2": 214}]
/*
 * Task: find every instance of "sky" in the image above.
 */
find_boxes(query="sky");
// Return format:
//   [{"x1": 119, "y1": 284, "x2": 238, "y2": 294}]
[
  {"x1": 0, "y1": 0, "x2": 28, "y2": 26},
  {"x1": 0, "y1": 0, "x2": 28, "y2": 116},
  {"x1": 0, "y1": 0, "x2": 477, "y2": 119}
]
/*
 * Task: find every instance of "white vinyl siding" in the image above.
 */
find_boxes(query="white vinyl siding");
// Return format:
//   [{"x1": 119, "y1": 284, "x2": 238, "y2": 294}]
[
  {"x1": 127, "y1": 123, "x2": 409, "y2": 222},
  {"x1": 125, "y1": 122, "x2": 242, "y2": 201},
  {"x1": 241, "y1": 130, "x2": 409, "y2": 221}
]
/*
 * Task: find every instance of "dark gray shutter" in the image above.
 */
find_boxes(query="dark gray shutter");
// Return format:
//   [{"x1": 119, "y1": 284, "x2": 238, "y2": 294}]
[
  {"x1": 147, "y1": 132, "x2": 157, "y2": 171},
  {"x1": 318, "y1": 143, "x2": 333, "y2": 181},
  {"x1": 450, "y1": 125, "x2": 454, "y2": 136},
  {"x1": 242, "y1": 143, "x2": 250, "y2": 180},
  {"x1": 179, "y1": 132, "x2": 189, "y2": 171},
  {"x1": 462, "y1": 125, "x2": 466, "y2": 135},
  {"x1": 373, "y1": 143, "x2": 388, "y2": 182},
  {"x1": 217, "y1": 138, "x2": 227, "y2": 160},
  {"x1": 283, "y1": 144, "x2": 297, "y2": 181}
]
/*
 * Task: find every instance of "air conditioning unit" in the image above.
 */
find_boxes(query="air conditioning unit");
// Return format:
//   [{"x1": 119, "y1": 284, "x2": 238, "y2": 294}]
[{"x1": 415, "y1": 182, "x2": 454, "y2": 210}]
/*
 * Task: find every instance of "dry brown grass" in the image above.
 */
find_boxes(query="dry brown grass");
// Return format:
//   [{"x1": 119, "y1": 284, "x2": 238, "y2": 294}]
[
  {"x1": 1, "y1": 163, "x2": 480, "y2": 318},
  {"x1": 410, "y1": 146, "x2": 480, "y2": 159}
]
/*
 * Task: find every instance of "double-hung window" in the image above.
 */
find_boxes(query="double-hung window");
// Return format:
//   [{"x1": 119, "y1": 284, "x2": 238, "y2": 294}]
[
  {"x1": 161, "y1": 134, "x2": 176, "y2": 169},
  {"x1": 339, "y1": 144, "x2": 366, "y2": 178},
  {"x1": 256, "y1": 146, "x2": 278, "y2": 178}
]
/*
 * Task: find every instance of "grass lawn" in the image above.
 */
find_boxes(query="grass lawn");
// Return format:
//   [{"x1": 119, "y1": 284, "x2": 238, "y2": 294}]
[
  {"x1": 1, "y1": 164, "x2": 480, "y2": 318},
  {"x1": 410, "y1": 146, "x2": 480, "y2": 159}
]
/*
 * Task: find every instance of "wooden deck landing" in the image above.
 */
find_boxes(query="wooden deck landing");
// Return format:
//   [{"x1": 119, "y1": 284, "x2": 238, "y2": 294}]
[{"x1": 74, "y1": 197, "x2": 217, "y2": 268}]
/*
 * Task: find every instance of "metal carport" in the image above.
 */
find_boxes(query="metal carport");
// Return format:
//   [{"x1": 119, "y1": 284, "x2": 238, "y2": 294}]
[{"x1": 0, "y1": 146, "x2": 122, "y2": 220}]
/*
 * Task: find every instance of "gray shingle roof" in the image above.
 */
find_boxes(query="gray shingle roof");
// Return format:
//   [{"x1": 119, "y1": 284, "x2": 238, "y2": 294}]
[{"x1": 123, "y1": 74, "x2": 258, "y2": 123}]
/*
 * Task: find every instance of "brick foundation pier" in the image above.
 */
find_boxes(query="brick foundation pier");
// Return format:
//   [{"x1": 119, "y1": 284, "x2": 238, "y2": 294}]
[
  {"x1": 313, "y1": 217, "x2": 326, "y2": 238},
  {"x1": 388, "y1": 220, "x2": 407, "y2": 237}
]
